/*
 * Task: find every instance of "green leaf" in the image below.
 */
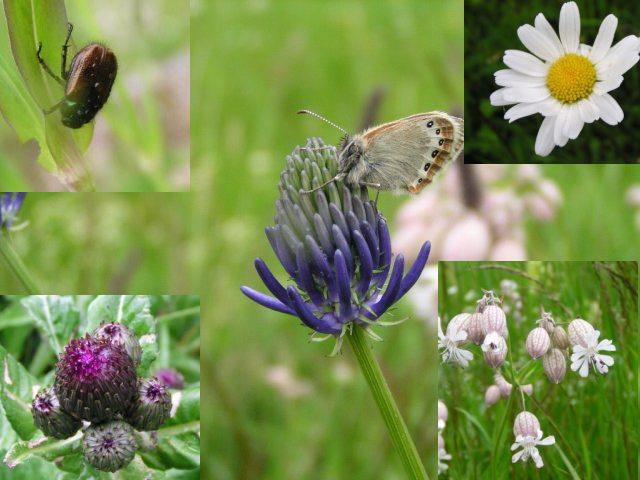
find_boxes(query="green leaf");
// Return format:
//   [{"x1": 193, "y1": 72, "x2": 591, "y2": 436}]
[
  {"x1": 2, "y1": 0, "x2": 95, "y2": 190},
  {"x1": 21, "y1": 295, "x2": 80, "y2": 356},
  {"x1": 86, "y1": 295, "x2": 158, "y2": 375},
  {"x1": 0, "y1": 344, "x2": 38, "y2": 440},
  {"x1": 3, "y1": 432, "x2": 81, "y2": 469},
  {"x1": 0, "y1": 302, "x2": 33, "y2": 331},
  {"x1": 138, "y1": 384, "x2": 200, "y2": 471}
]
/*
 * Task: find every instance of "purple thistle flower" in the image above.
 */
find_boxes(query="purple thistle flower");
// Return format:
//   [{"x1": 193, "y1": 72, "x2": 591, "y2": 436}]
[
  {"x1": 0, "y1": 193, "x2": 26, "y2": 230},
  {"x1": 241, "y1": 138, "x2": 430, "y2": 344},
  {"x1": 154, "y1": 368, "x2": 185, "y2": 389}
]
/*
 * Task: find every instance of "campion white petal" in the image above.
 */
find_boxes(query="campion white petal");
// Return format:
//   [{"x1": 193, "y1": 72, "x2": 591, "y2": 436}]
[
  {"x1": 482, "y1": 331, "x2": 507, "y2": 367},
  {"x1": 526, "y1": 327, "x2": 551, "y2": 359},
  {"x1": 438, "y1": 447, "x2": 452, "y2": 474},
  {"x1": 485, "y1": 385, "x2": 501, "y2": 406},
  {"x1": 447, "y1": 313, "x2": 471, "y2": 345},
  {"x1": 438, "y1": 317, "x2": 474, "y2": 368},
  {"x1": 490, "y1": 1, "x2": 640, "y2": 156},
  {"x1": 482, "y1": 305, "x2": 508, "y2": 338},
  {"x1": 567, "y1": 318, "x2": 595, "y2": 347},
  {"x1": 543, "y1": 348, "x2": 567, "y2": 383},
  {"x1": 466, "y1": 312, "x2": 486, "y2": 345},
  {"x1": 570, "y1": 329, "x2": 616, "y2": 377}
]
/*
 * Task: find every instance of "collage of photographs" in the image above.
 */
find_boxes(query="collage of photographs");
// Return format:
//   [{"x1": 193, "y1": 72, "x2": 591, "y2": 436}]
[{"x1": 0, "y1": 1, "x2": 637, "y2": 479}]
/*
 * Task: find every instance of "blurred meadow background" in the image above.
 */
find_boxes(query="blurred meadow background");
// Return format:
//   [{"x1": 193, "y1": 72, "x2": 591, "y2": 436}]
[
  {"x1": 465, "y1": 0, "x2": 640, "y2": 163},
  {"x1": 438, "y1": 261, "x2": 638, "y2": 479},
  {"x1": 0, "y1": 0, "x2": 189, "y2": 191}
]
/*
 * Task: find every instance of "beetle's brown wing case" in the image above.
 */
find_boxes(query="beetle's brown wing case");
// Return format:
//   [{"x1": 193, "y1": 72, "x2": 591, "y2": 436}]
[{"x1": 361, "y1": 112, "x2": 464, "y2": 194}]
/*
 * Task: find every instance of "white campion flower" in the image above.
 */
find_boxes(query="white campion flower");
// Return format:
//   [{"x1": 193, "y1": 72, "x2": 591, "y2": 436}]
[
  {"x1": 490, "y1": 1, "x2": 640, "y2": 156},
  {"x1": 438, "y1": 317, "x2": 473, "y2": 368},
  {"x1": 438, "y1": 447, "x2": 452, "y2": 474},
  {"x1": 511, "y1": 411, "x2": 555, "y2": 468},
  {"x1": 570, "y1": 329, "x2": 616, "y2": 377}
]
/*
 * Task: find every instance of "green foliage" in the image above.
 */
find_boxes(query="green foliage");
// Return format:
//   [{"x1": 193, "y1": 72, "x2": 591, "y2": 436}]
[
  {"x1": 0, "y1": 295, "x2": 200, "y2": 478},
  {"x1": 438, "y1": 262, "x2": 638, "y2": 478},
  {"x1": 465, "y1": 0, "x2": 640, "y2": 163}
]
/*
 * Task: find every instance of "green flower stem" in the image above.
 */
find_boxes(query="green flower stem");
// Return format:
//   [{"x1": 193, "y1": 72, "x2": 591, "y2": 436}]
[
  {"x1": 0, "y1": 235, "x2": 40, "y2": 293},
  {"x1": 348, "y1": 325, "x2": 428, "y2": 480}
]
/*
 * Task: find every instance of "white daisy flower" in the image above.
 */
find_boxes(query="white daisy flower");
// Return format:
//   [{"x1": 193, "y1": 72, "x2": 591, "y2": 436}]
[
  {"x1": 490, "y1": 1, "x2": 640, "y2": 156},
  {"x1": 438, "y1": 317, "x2": 473, "y2": 368},
  {"x1": 570, "y1": 329, "x2": 616, "y2": 377},
  {"x1": 511, "y1": 430, "x2": 556, "y2": 468}
]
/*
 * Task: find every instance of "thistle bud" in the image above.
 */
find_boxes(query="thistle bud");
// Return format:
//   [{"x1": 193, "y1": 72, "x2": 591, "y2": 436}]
[
  {"x1": 54, "y1": 335, "x2": 138, "y2": 422},
  {"x1": 567, "y1": 319, "x2": 595, "y2": 347},
  {"x1": 526, "y1": 327, "x2": 550, "y2": 359},
  {"x1": 482, "y1": 305, "x2": 507, "y2": 338},
  {"x1": 520, "y1": 384, "x2": 533, "y2": 396},
  {"x1": 513, "y1": 411, "x2": 540, "y2": 437},
  {"x1": 94, "y1": 322, "x2": 142, "y2": 367},
  {"x1": 126, "y1": 377, "x2": 171, "y2": 431},
  {"x1": 482, "y1": 331, "x2": 507, "y2": 367},
  {"x1": 543, "y1": 348, "x2": 566, "y2": 384},
  {"x1": 32, "y1": 387, "x2": 81, "y2": 439},
  {"x1": 154, "y1": 368, "x2": 185, "y2": 390},
  {"x1": 494, "y1": 373, "x2": 513, "y2": 397},
  {"x1": 551, "y1": 326, "x2": 570, "y2": 350},
  {"x1": 82, "y1": 420, "x2": 136, "y2": 472},
  {"x1": 485, "y1": 385, "x2": 501, "y2": 406},
  {"x1": 466, "y1": 312, "x2": 486, "y2": 345}
]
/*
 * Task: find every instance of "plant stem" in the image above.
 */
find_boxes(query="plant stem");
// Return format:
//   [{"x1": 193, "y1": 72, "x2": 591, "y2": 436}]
[
  {"x1": 347, "y1": 325, "x2": 428, "y2": 480},
  {"x1": 156, "y1": 306, "x2": 200, "y2": 323},
  {"x1": 0, "y1": 235, "x2": 40, "y2": 293}
]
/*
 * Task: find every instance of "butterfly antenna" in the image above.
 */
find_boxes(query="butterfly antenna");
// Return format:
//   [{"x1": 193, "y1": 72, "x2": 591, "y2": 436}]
[{"x1": 297, "y1": 109, "x2": 349, "y2": 135}]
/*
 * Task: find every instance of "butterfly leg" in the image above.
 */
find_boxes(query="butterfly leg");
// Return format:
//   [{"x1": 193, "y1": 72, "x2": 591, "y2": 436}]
[{"x1": 36, "y1": 42, "x2": 66, "y2": 87}]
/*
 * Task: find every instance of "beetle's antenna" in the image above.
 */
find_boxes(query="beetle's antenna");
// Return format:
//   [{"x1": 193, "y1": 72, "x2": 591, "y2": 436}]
[{"x1": 297, "y1": 109, "x2": 349, "y2": 135}]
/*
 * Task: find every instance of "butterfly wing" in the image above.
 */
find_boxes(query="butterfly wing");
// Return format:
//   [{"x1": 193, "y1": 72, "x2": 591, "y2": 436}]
[{"x1": 360, "y1": 112, "x2": 464, "y2": 194}]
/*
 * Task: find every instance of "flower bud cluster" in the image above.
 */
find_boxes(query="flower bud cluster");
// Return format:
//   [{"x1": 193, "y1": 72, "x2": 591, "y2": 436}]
[
  {"x1": 525, "y1": 310, "x2": 571, "y2": 384},
  {"x1": 31, "y1": 322, "x2": 174, "y2": 472}
]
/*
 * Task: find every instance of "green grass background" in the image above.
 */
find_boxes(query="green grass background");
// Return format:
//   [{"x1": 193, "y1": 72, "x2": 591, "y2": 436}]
[
  {"x1": 465, "y1": 0, "x2": 640, "y2": 163},
  {"x1": 438, "y1": 261, "x2": 638, "y2": 479}
]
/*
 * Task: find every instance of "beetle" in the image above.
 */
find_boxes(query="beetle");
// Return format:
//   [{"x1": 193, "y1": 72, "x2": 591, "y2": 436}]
[{"x1": 36, "y1": 23, "x2": 117, "y2": 129}]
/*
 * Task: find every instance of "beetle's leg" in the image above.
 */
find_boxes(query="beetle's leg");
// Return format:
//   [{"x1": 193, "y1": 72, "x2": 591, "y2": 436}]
[
  {"x1": 61, "y1": 23, "x2": 73, "y2": 79},
  {"x1": 36, "y1": 42, "x2": 65, "y2": 87},
  {"x1": 42, "y1": 99, "x2": 64, "y2": 115}
]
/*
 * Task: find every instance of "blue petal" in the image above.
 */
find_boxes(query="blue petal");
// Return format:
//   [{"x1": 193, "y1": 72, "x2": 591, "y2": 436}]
[
  {"x1": 395, "y1": 241, "x2": 431, "y2": 301},
  {"x1": 287, "y1": 286, "x2": 342, "y2": 334},
  {"x1": 312, "y1": 213, "x2": 334, "y2": 256},
  {"x1": 332, "y1": 225, "x2": 354, "y2": 275},
  {"x1": 240, "y1": 286, "x2": 295, "y2": 315},
  {"x1": 373, "y1": 218, "x2": 391, "y2": 286},
  {"x1": 352, "y1": 230, "x2": 373, "y2": 297},
  {"x1": 295, "y1": 245, "x2": 324, "y2": 306},
  {"x1": 329, "y1": 203, "x2": 350, "y2": 242},
  {"x1": 254, "y1": 258, "x2": 291, "y2": 307},
  {"x1": 305, "y1": 235, "x2": 337, "y2": 301},
  {"x1": 369, "y1": 254, "x2": 405, "y2": 318},
  {"x1": 266, "y1": 227, "x2": 296, "y2": 277},
  {"x1": 334, "y1": 249, "x2": 353, "y2": 320}
]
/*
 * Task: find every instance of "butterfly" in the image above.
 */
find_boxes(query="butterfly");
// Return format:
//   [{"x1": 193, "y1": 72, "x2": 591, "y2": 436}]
[{"x1": 299, "y1": 110, "x2": 464, "y2": 194}]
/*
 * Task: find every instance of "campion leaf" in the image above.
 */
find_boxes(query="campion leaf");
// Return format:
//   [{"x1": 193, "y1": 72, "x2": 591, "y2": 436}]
[{"x1": 85, "y1": 295, "x2": 157, "y2": 375}]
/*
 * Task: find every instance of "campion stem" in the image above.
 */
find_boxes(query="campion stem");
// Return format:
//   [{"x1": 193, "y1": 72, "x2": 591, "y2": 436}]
[
  {"x1": 348, "y1": 325, "x2": 428, "y2": 480},
  {"x1": 0, "y1": 235, "x2": 40, "y2": 293}
]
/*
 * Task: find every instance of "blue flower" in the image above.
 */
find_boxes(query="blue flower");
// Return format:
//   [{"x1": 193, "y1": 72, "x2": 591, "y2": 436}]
[
  {"x1": 241, "y1": 139, "x2": 430, "y2": 346},
  {"x1": 0, "y1": 193, "x2": 26, "y2": 231}
]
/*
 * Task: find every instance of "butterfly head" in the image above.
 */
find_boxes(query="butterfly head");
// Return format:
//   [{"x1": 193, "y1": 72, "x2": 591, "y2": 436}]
[{"x1": 337, "y1": 134, "x2": 366, "y2": 176}]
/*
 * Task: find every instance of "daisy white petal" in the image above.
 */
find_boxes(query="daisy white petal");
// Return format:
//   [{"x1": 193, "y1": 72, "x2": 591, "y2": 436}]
[
  {"x1": 559, "y1": 2, "x2": 580, "y2": 53},
  {"x1": 593, "y1": 75, "x2": 623, "y2": 94},
  {"x1": 591, "y1": 93, "x2": 624, "y2": 125},
  {"x1": 504, "y1": 50, "x2": 548, "y2": 76},
  {"x1": 518, "y1": 24, "x2": 561, "y2": 62},
  {"x1": 577, "y1": 98, "x2": 599, "y2": 123},
  {"x1": 502, "y1": 87, "x2": 550, "y2": 103},
  {"x1": 563, "y1": 106, "x2": 584, "y2": 139},
  {"x1": 534, "y1": 13, "x2": 563, "y2": 57},
  {"x1": 505, "y1": 102, "x2": 542, "y2": 122},
  {"x1": 495, "y1": 69, "x2": 547, "y2": 87},
  {"x1": 490, "y1": 89, "x2": 514, "y2": 106},
  {"x1": 553, "y1": 107, "x2": 569, "y2": 144},
  {"x1": 535, "y1": 116, "x2": 556, "y2": 156},
  {"x1": 596, "y1": 35, "x2": 640, "y2": 77},
  {"x1": 589, "y1": 14, "x2": 618, "y2": 63}
]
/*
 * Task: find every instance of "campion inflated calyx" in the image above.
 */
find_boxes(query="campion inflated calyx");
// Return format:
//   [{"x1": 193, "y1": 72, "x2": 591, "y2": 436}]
[
  {"x1": 495, "y1": 372, "x2": 513, "y2": 397},
  {"x1": 241, "y1": 138, "x2": 430, "y2": 351},
  {"x1": 438, "y1": 400, "x2": 448, "y2": 430},
  {"x1": 551, "y1": 325, "x2": 570, "y2": 350},
  {"x1": 82, "y1": 420, "x2": 136, "y2": 472},
  {"x1": 543, "y1": 348, "x2": 566, "y2": 384},
  {"x1": 126, "y1": 377, "x2": 171, "y2": 431},
  {"x1": 54, "y1": 335, "x2": 137, "y2": 422},
  {"x1": 32, "y1": 387, "x2": 81, "y2": 439},
  {"x1": 485, "y1": 385, "x2": 501, "y2": 406},
  {"x1": 512, "y1": 411, "x2": 555, "y2": 468},
  {"x1": 94, "y1": 322, "x2": 142, "y2": 367},
  {"x1": 567, "y1": 318, "x2": 595, "y2": 347},
  {"x1": 466, "y1": 312, "x2": 486, "y2": 345},
  {"x1": 536, "y1": 310, "x2": 555, "y2": 334},
  {"x1": 482, "y1": 331, "x2": 507, "y2": 367},
  {"x1": 526, "y1": 327, "x2": 551, "y2": 359},
  {"x1": 482, "y1": 305, "x2": 507, "y2": 338}
]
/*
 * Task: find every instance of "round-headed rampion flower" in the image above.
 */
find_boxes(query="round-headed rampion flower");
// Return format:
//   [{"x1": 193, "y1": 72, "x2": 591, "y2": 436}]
[
  {"x1": 241, "y1": 139, "x2": 430, "y2": 350},
  {"x1": 32, "y1": 387, "x2": 81, "y2": 439},
  {"x1": 154, "y1": 368, "x2": 185, "y2": 390},
  {"x1": 0, "y1": 193, "x2": 27, "y2": 231},
  {"x1": 490, "y1": 1, "x2": 640, "y2": 156},
  {"x1": 511, "y1": 411, "x2": 555, "y2": 468},
  {"x1": 82, "y1": 420, "x2": 136, "y2": 472},
  {"x1": 126, "y1": 377, "x2": 172, "y2": 431},
  {"x1": 54, "y1": 335, "x2": 138, "y2": 422},
  {"x1": 570, "y1": 329, "x2": 616, "y2": 377},
  {"x1": 438, "y1": 317, "x2": 474, "y2": 368},
  {"x1": 94, "y1": 322, "x2": 142, "y2": 367}
]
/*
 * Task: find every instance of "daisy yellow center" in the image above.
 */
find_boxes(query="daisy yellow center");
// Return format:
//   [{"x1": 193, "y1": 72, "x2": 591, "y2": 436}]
[{"x1": 546, "y1": 54, "x2": 596, "y2": 104}]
